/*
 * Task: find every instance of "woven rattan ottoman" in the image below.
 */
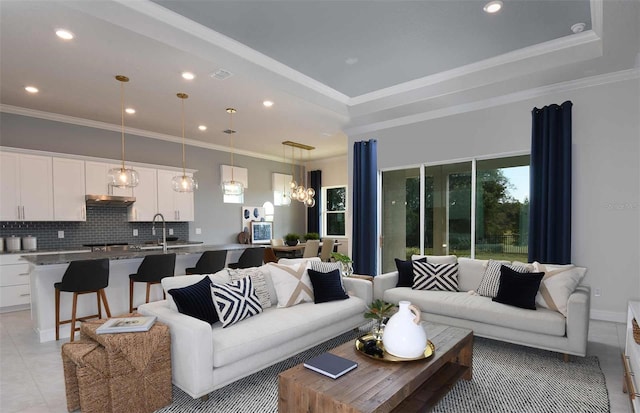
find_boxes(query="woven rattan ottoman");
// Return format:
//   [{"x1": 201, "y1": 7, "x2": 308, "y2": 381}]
[
  {"x1": 61, "y1": 314, "x2": 172, "y2": 413},
  {"x1": 62, "y1": 340, "x2": 112, "y2": 413}
]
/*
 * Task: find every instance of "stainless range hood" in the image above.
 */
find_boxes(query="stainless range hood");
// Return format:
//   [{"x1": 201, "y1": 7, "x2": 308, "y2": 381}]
[{"x1": 85, "y1": 194, "x2": 136, "y2": 206}]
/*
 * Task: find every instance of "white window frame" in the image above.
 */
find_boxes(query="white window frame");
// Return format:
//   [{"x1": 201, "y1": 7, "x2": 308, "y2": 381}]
[{"x1": 322, "y1": 185, "x2": 347, "y2": 237}]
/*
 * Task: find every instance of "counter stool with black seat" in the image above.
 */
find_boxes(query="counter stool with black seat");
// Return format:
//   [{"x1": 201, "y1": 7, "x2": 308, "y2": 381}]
[
  {"x1": 228, "y1": 247, "x2": 264, "y2": 269},
  {"x1": 55, "y1": 258, "x2": 111, "y2": 342},
  {"x1": 129, "y1": 253, "x2": 176, "y2": 312},
  {"x1": 185, "y1": 250, "x2": 227, "y2": 275}
]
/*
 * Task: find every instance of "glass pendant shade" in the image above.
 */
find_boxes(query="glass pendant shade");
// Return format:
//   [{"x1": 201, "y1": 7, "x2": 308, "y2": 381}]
[
  {"x1": 290, "y1": 190, "x2": 299, "y2": 201},
  {"x1": 298, "y1": 188, "x2": 308, "y2": 202},
  {"x1": 306, "y1": 187, "x2": 315, "y2": 198},
  {"x1": 108, "y1": 167, "x2": 139, "y2": 188},
  {"x1": 305, "y1": 197, "x2": 316, "y2": 208},
  {"x1": 222, "y1": 180, "x2": 244, "y2": 196},
  {"x1": 172, "y1": 174, "x2": 198, "y2": 192}
]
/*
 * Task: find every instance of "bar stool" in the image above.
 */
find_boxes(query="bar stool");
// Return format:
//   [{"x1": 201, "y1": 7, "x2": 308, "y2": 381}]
[
  {"x1": 228, "y1": 247, "x2": 264, "y2": 269},
  {"x1": 185, "y1": 250, "x2": 227, "y2": 275},
  {"x1": 129, "y1": 253, "x2": 176, "y2": 312},
  {"x1": 55, "y1": 258, "x2": 111, "y2": 342}
]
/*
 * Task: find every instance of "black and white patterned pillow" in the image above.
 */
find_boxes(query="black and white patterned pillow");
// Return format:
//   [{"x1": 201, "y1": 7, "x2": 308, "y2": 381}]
[
  {"x1": 211, "y1": 276, "x2": 262, "y2": 328},
  {"x1": 412, "y1": 261, "x2": 459, "y2": 291},
  {"x1": 476, "y1": 260, "x2": 531, "y2": 298}
]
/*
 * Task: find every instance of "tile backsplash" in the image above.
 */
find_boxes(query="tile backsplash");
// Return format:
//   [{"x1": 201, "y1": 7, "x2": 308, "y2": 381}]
[{"x1": 0, "y1": 206, "x2": 188, "y2": 250}]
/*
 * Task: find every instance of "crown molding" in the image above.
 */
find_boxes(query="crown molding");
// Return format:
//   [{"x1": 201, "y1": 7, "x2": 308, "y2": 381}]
[
  {"x1": 345, "y1": 68, "x2": 640, "y2": 136},
  {"x1": 0, "y1": 105, "x2": 288, "y2": 163}
]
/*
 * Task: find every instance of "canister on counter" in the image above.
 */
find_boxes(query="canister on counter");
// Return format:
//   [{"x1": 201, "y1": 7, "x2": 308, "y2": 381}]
[{"x1": 6, "y1": 236, "x2": 21, "y2": 252}]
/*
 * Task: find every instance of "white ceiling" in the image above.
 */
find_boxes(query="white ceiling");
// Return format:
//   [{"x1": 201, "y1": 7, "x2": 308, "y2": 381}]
[{"x1": 0, "y1": 1, "x2": 638, "y2": 162}]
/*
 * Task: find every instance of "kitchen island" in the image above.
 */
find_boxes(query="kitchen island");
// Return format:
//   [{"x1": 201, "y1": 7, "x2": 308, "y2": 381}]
[{"x1": 22, "y1": 244, "x2": 254, "y2": 342}]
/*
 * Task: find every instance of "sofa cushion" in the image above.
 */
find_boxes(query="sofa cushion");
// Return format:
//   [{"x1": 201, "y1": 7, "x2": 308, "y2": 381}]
[
  {"x1": 167, "y1": 276, "x2": 218, "y2": 324},
  {"x1": 382, "y1": 288, "x2": 566, "y2": 336},
  {"x1": 308, "y1": 268, "x2": 349, "y2": 303},
  {"x1": 411, "y1": 255, "x2": 458, "y2": 265},
  {"x1": 277, "y1": 257, "x2": 321, "y2": 266},
  {"x1": 267, "y1": 262, "x2": 314, "y2": 307},
  {"x1": 476, "y1": 260, "x2": 530, "y2": 298},
  {"x1": 209, "y1": 296, "x2": 366, "y2": 367},
  {"x1": 457, "y1": 257, "x2": 489, "y2": 292},
  {"x1": 412, "y1": 261, "x2": 458, "y2": 292},
  {"x1": 534, "y1": 262, "x2": 587, "y2": 317},
  {"x1": 162, "y1": 270, "x2": 230, "y2": 312},
  {"x1": 492, "y1": 266, "x2": 544, "y2": 310},
  {"x1": 395, "y1": 257, "x2": 426, "y2": 287},
  {"x1": 228, "y1": 267, "x2": 271, "y2": 309},
  {"x1": 211, "y1": 276, "x2": 263, "y2": 328}
]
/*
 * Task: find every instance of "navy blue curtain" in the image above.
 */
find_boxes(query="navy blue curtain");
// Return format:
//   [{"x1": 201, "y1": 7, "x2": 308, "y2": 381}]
[
  {"x1": 306, "y1": 170, "x2": 321, "y2": 234},
  {"x1": 528, "y1": 101, "x2": 572, "y2": 264},
  {"x1": 353, "y1": 140, "x2": 377, "y2": 276}
]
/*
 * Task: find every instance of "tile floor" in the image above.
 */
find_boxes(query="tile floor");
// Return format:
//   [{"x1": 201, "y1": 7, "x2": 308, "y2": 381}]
[{"x1": 0, "y1": 310, "x2": 633, "y2": 413}]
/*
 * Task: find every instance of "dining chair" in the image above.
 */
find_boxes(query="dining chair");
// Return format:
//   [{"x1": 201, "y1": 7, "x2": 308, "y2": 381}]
[
  {"x1": 319, "y1": 238, "x2": 336, "y2": 262},
  {"x1": 270, "y1": 238, "x2": 284, "y2": 247},
  {"x1": 263, "y1": 247, "x2": 278, "y2": 264},
  {"x1": 302, "y1": 240, "x2": 320, "y2": 258}
]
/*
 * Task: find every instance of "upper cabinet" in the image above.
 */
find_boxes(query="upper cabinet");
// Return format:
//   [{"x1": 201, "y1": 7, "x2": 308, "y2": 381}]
[
  {"x1": 127, "y1": 166, "x2": 158, "y2": 222},
  {"x1": 0, "y1": 152, "x2": 53, "y2": 221},
  {"x1": 53, "y1": 158, "x2": 86, "y2": 221},
  {"x1": 157, "y1": 169, "x2": 194, "y2": 222},
  {"x1": 85, "y1": 161, "x2": 133, "y2": 197}
]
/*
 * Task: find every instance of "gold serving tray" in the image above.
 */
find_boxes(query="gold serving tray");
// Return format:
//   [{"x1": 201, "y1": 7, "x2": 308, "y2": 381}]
[{"x1": 355, "y1": 333, "x2": 435, "y2": 362}]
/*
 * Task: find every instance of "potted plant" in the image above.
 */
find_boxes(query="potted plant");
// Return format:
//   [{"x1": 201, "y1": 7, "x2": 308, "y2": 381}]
[
  {"x1": 284, "y1": 233, "x2": 300, "y2": 247},
  {"x1": 303, "y1": 232, "x2": 319, "y2": 241},
  {"x1": 364, "y1": 299, "x2": 396, "y2": 340},
  {"x1": 331, "y1": 252, "x2": 353, "y2": 277}
]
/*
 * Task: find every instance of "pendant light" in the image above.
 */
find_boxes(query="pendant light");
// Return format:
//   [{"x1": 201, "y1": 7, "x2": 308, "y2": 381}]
[
  {"x1": 107, "y1": 75, "x2": 139, "y2": 188},
  {"x1": 296, "y1": 147, "x2": 309, "y2": 203},
  {"x1": 172, "y1": 93, "x2": 198, "y2": 192},
  {"x1": 289, "y1": 145, "x2": 299, "y2": 201},
  {"x1": 281, "y1": 144, "x2": 291, "y2": 205},
  {"x1": 282, "y1": 141, "x2": 316, "y2": 208},
  {"x1": 222, "y1": 108, "x2": 244, "y2": 196},
  {"x1": 303, "y1": 148, "x2": 316, "y2": 208}
]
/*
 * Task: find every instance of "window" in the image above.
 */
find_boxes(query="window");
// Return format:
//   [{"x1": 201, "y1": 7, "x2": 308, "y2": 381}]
[
  {"x1": 381, "y1": 155, "x2": 529, "y2": 272},
  {"x1": 323, "y1": 186, "x2": 347, "y2": 237}
]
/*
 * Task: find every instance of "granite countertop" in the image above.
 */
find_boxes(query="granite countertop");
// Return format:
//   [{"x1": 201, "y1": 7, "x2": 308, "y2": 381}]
[
  {"x1": 21, "y1": 244, "x2": 253, "y2": 265},
  {"x1": 0, "y1": 246, "x2": 92, "y2": 256}
]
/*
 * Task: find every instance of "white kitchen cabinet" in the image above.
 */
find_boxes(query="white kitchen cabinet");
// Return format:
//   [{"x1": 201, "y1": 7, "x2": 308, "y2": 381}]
[
  {"x1": 0, "y1": 254, "x2": 31, "y2": 312},
  {"x1": 53, "y1": 158, "x2": 86, "y2": 221},
  {"x1": 623, "y1": 301, "x2": 640, "y2": 412},
  {"x1": 157, "y1": 169, "x2": 194, "y2": 222},
  {"x1": 128, "y1": 166, "x2": 158, "y2": 222},
  {"x1": 0, "y1": 152, "x2": 53, "y2": 221},
  {"x1": 85, "y1": 160, "x2": 134, "y2": 197}
]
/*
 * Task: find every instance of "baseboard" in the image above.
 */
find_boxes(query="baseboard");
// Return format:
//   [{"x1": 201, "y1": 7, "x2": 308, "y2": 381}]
[{"x1": 590, "y1": 310, "x2": 626, "y2": 323}]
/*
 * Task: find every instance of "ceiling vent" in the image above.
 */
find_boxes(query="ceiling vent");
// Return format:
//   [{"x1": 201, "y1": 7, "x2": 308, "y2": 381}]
[{"x1": 210, "y1": 68, "x2": 233, "y2": 80}]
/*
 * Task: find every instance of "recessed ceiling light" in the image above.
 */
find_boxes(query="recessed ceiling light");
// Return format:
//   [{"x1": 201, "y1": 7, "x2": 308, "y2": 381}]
[
  {"x1": 571, "y1": 22, "x2": 586, "y2": 33},
  {"x1": 345, "y1": 57, "x2": 359, "y2": 65},
  {"x1": 263, "y1": 100, "x2": 274, "y2": 108},
  {"x1": 483, "y1": 1, "x2": 503, "y2": 13},
  {"x1": 125, "y1": 108, "x2": 136, "y2": 114},
  {"x1": 25, "y1": 86, "x2": 39, "y2": 94},
  {"x1": 55, "y1": 29, "x2": 74, "y2": 40},
  {"x1": 181, "y1": 72, "x2": 195, "y2": 80},
  {"x1": 198, "y1": 125, "x2": 207, "y2": 131}
]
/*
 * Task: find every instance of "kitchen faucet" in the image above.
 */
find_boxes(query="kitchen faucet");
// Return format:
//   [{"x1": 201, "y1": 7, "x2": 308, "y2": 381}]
[{"x1": 152, "y1": 213, "x2": 167, "y2": 254}]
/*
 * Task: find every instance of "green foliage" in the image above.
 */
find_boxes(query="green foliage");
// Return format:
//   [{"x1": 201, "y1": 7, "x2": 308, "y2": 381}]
[
  {"x1": 284, "y1": 233, "x2": 300, "y2": 243},
  {"x1": 331, "y1": 252, "x2": 351, "y2": 263},
  {"x1": 364, "y1": 299, "x2": 396, "y2": 322},
  {"x1": 303, "y1": 232, "x2": 319, "y2": 240}
]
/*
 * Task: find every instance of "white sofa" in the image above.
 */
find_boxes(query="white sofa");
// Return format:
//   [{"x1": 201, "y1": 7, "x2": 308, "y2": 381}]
[
  {"x1": 373, "y1": 256, "x2": 590, "y2": 358},
  {"x1": 138, "y1": 260, "x2": 372, "y2": 399}
]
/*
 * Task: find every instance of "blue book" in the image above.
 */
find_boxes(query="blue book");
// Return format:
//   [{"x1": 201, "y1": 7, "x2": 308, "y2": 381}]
[{"x1": 303, "y1": 352, "x2": 358, "y2": 379}]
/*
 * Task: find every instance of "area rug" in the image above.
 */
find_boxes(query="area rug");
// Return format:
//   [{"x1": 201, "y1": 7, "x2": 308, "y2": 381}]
[{"x1": 156, "y1": 330, "x2": 609, "y2": 413}]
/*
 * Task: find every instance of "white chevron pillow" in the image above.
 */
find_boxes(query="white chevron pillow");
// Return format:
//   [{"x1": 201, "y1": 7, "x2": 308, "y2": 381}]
[
  {"x1": 211, "y1": 276, "x2": 263, "y2": 328},
  {"x1": 412, "y1": 261, "x2": 459, "y2": 292}
]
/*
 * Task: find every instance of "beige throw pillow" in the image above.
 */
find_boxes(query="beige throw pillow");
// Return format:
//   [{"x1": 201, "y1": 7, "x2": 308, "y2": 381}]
[
  {"x1": 227, "y1": 267, "x2": 272, "y2": 309},
  {"x1": 267, "y1": 262, "x2": 314, "y2": 308},
  {"x1": 533, "y1": 262, "x2": 587, "y2": 317}
]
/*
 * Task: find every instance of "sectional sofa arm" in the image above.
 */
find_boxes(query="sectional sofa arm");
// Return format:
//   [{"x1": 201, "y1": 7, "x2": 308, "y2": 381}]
[
  {"x1": 373, "y1": 271, "x2": 399, "y2": 301},
  {"x1": 343, "y1": 277, "x2": 373, "y2": 305},
  {"x1": 138, "y1": 300, "x2": 214, "y2": 398},
  {"x1": 565, "y1": 285, "x2": 591, "y2": 356}
]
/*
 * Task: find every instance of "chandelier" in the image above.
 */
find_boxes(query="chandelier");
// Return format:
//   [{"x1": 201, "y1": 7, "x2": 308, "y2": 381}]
[
  {"x1": 283, "y1": 141, "x2": 315, "y2": 208},
  {"x1": 172, "y1": 93, "x2": 198, "y2": 192},
  {"x1": 107, "y1": 75, "x2": 139, "y2": 188},
  {"x1": 222, "y1": 108, "x2": 244, "y2": 196}
]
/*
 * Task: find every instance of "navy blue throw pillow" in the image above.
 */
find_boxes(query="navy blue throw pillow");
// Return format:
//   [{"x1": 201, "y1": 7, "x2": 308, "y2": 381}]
[
  {"x1": 492, "y1": 266, "x2": 544, "y2": 310},
  {"x1": 308, "y1": 268, "x2": 349, "y2": 304},
  {"x1": 395, "y1": 257, "x2": 427, "y2": 287},
  {"x1": 168, "y1": 276, "x2": 219, "y2": 324}
]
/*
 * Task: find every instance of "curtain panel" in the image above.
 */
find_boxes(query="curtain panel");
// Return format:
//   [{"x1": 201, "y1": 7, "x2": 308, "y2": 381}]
[
  {"x1": 306, "y1": 170, "x2": 321, "y2": 234},
  {"x1": 353, "y1": 140, "x2": 378, "y2": 276},
  {"x1": 528, "y1": 100, "x2": 573, "y2": 264}
]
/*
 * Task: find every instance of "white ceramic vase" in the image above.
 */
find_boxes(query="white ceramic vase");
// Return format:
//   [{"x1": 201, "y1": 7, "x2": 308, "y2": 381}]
[{"x1": 382, "y1": 301, "x2": 427, "y2": 358}]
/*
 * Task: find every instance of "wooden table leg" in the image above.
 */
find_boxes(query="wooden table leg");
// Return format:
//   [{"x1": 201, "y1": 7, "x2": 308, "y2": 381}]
[{"x1": 457, "y1": 335, "x2": 473, "y2": 381}]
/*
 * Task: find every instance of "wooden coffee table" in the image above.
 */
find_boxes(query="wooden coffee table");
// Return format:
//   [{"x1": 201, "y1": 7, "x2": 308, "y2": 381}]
[{"x1": 278, "y1": 323, "x2": 473, "y2": 413}]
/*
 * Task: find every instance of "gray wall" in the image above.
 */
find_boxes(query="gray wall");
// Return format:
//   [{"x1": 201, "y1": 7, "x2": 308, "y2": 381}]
[
  {"x1": 0, "y1": 113, "x2": 307, "y2": 245},
  {"x1": 350, "y1": 76, "x2": 640, "y2": 321}
]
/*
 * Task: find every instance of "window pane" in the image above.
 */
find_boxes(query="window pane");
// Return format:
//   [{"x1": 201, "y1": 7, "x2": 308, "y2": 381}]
[
  {"x1": 326, "y1": 187, "x2": 346, "y2": 211},
  {"x1": 381, "y1": 168, "x2": 420, "y2": 273},
  {"x1": 476, "y1": 156, "x2": 529, "y2": 262},
  {"x1": 326, "y1": 213, "x2": 345, "y2": 236}
]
